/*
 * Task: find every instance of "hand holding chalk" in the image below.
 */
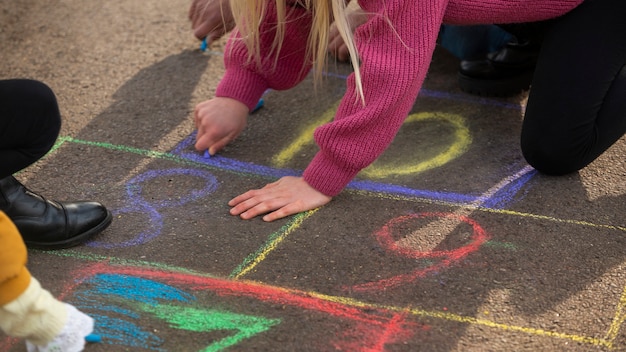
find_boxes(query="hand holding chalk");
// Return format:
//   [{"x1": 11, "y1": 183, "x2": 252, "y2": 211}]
[{"x1": 202, "y1": 98, "x2": 264, "y2": 159}]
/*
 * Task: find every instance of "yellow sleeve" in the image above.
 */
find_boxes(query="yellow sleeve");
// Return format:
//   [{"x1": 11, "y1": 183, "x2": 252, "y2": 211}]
[{"x1": 0, "y1": 211, "x2": 31, "y2": 306}]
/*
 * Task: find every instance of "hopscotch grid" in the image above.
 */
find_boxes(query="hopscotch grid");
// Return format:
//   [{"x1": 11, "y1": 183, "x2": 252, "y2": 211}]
[
  {"x1": 43, "y1": 136, "x2": 626, "y2": 348},
  {"x1": 0, "y1": 48, "x2": 611, "y2": 351}
]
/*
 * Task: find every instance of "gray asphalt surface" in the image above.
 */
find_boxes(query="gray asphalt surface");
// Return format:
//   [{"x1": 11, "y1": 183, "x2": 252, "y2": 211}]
[{"x1": 2, "y1": 1, "x2": 626, "y2": 351}]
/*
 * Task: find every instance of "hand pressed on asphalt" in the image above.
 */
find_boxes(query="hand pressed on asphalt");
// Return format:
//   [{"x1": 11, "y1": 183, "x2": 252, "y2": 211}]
[{"x1": 229, "y1": 176, "x2": 332, "y2": 222}]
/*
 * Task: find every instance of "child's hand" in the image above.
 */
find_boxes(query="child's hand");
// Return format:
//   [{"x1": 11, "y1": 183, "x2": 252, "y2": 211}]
[
  {"x1": 194, "y1": 97, "x2": 248, "y2": 156},
  {"x1": 188, "y1": 0, "x2": 235, "y2": 43},
  {"x1": 229, "y1": 176, "x2": 332, "y2": 221}
]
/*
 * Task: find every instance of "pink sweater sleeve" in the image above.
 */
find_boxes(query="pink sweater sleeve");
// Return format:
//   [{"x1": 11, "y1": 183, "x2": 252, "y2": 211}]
[
  {"x1": 303, "y1": 0, "x2": 446, "y2": 196},
  {"x1": 303, "y1": 0, "x2": 583, "y2": 196},
  {"x1": 215, "y1": 2, "x2": 313, "y2": 111}
]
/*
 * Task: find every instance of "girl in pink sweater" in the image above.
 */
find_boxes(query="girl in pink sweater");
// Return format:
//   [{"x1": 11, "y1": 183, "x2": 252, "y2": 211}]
[{"x1": 193, "y1": 0, "x2": 625, "y2": 221}]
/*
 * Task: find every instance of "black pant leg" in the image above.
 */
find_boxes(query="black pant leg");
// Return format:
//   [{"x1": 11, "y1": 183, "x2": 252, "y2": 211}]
[
  {"x1": 520, "y1": 0, "x2": 626, "y2": 175},
  {"x1": 0, "y1": 79, "x2": 61, "y2": 178}
]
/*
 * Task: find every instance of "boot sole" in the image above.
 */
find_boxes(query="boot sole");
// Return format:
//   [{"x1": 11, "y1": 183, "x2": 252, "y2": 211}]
[{"x1": 24, "y1": 210, "x2": 113, "y2": 250}]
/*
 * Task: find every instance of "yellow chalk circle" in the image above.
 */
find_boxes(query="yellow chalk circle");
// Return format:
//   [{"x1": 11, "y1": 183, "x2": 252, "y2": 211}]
[
  {"x1": 362, "y1": 111, "x2": 471, "y2": 178},
  {"x1": 272, "y1": 105, "x2": 471, "y2": 178},
  {"x1": 272, "y1": 102, "x2": 338, "y2": 168}
]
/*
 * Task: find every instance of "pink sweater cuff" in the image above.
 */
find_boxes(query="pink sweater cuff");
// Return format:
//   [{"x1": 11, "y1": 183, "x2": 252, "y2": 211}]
[
  {"x1": 303, "y1": 152, "x2": 361, "y2": 197},
  {"x1": 215, "y1": 68, "x2": 268, "y2": 112}
]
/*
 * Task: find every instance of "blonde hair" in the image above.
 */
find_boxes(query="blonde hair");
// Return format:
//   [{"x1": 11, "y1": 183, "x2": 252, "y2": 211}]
[{"x1": 228, "y1": 0, "x2": 365, "y2": 104}]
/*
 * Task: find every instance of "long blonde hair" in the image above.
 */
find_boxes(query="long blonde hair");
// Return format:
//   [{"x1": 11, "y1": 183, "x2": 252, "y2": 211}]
[{"x1": 228, "y1": 0, "x2": 365, "y2": 104}]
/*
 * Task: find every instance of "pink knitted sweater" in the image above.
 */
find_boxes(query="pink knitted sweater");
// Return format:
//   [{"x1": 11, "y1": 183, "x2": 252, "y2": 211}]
[{"x1": 216, "y1": 0, "x2": 584, "y2": 196}]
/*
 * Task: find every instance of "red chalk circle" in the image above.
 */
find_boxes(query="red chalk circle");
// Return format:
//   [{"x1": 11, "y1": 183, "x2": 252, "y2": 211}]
[
  {"x1": 375, "y1": 212, "x2": 489, "y2": 261},
  {"x1": 346, "y1": 212, "x2": 490, "y2": 292}
]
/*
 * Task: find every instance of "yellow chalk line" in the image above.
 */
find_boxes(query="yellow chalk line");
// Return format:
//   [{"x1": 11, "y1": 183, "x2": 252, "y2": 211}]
[
  {"x1": 272, "y1": 103, "x2": 338, "y2": 167},
  {"x1": 307, "y1": 291, "x2": 612, "y2": 348},
  {"x1": 232, "y1": 209, "x2": 319, "y2": 279},
  {"x1": 605, "y1": 283, "x2": 626, "y2": 348},
  {"x1": 352, "y1": 190, "x2": 626, "y2": 233}
]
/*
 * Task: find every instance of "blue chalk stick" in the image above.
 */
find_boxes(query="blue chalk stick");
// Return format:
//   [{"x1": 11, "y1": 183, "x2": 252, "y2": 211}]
[
  {"x1": 200, "y1": 38, "x2": 208, "y2": 52},
  {"x1": 204, "y1": 150, "x2": 211, "y2": 159},
  {"x1": 252, "y1": 98, "x2": 264, "y2": 113},
  {"x1": 85, "y1": 334, "x2": 101, "y2": 343}
]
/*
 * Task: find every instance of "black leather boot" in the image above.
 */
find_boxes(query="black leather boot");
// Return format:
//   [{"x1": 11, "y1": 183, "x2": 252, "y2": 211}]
[
  {"x1": 0, "y1": 176, "x2": 112, "y2": 250},
  {"x1": 457, "y1": 21, "x2": 552, "y2": 97},
  {"x1": 458, "y1": 41, "x2": 539, "y2": 97}
]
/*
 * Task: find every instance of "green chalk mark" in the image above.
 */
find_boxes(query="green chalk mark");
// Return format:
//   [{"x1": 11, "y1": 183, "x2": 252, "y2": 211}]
[
  {"x1": 42, "y1": 249, "x2": 219, "y2": 277},
  {"x1": 140, "y1": 303, "x2": 280, "y2": 352},
  {"x1": 484, "y1": 241, "x2": 518, "y2": 250}
]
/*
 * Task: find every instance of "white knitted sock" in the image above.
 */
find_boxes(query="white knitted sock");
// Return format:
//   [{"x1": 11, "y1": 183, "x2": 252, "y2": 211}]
[{"x1": 26, "y1": 303, "x2": 93, "y2": 352}]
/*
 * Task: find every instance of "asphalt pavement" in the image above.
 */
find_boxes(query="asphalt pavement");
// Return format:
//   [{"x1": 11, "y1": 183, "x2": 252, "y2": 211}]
[{"x1": 1, "y1": 1, "x2": 626, "y2": 351}]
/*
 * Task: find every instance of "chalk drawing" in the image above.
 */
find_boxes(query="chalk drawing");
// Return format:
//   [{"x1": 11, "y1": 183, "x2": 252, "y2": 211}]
[
  {"x1": 347, "y1": 166, "x2": 534, "y2": 292},
  {"x1": 230, "y1": 208, "x2": 320, "y2": 279},
  {"x1": 63, "y1": 262, "x2": 428, "y2": 351},
  {"x1": 71, "y1": 272, "x2": 280, "y2": 351},
  {"x1": 30, "y1": 254, "x2": 618, "y2": 350},
  {"x1": 88, "y1": 168, "x2": 218, "y2": 248},
  {"x1": 272, "y1": 102, "x2": 339, "y2": 168},
  {"x1": 171, "y1": 133, "x2": 489, "y2": 206},
  {"x1": 362, "y1": 112, "x2": 471, "y2": 178},
  {"x1": 271, "y1": 105, "x2": 471, "y2": 179},
  {"x1": 140, "y1": 304, "x2": 280, "y2": 352},
  {"x1": 21, "y1": 63, "x2": 624, "y2": 350},
  {"x1": 347, "y1": 212, "x2": 489, "y2": 292}
]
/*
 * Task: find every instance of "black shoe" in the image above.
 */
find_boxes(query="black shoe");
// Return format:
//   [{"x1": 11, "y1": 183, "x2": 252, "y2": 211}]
[
  {"x1": 0, "y1": 176, "x2": 112, "y2": 250},
  {"x1": 458, "y1": 41, "x2": 539, "y2": 97}
]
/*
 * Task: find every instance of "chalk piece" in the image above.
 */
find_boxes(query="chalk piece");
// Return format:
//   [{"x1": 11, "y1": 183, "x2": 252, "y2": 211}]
[
  {"x1": 252, "y1": 98, "x2": 264, "y2": 113},
  {"x1": 85, "y1": 334, "x2": 101, "y2": 343},
  {"x1": 200, "y1": 38, "x2": 208, "y2": 52},
  {"x1": 204, "y1": 150, "x2": 211, "y2": 159}
]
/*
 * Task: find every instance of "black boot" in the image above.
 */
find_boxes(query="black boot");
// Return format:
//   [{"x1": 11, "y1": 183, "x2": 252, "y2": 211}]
[
  {"x1": 457, "y1": 21, "x2": 552, "y2": 97},
  {"x1": 0, "y1": 176, "x2": 112, "y2": 250},
  {"x1": 458, "y1": 40, "x2": 539, "y2": 97}
]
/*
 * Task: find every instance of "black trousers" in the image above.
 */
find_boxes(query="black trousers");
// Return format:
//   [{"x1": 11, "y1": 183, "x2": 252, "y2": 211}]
[
  {"x1": 521, "y1": 0, "x2": 626, "y2": 174},
  {"x1": 0, "y1": 79, "x2": 61, "y2": 179}
]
